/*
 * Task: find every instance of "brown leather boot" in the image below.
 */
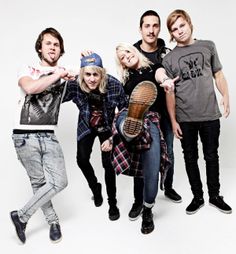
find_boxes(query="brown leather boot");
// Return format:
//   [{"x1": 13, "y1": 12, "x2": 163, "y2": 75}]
[{"x1": 123, "y1": 81, "x2": 157, "y2": 138}]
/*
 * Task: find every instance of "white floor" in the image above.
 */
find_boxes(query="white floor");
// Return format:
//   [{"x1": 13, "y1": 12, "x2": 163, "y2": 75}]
[{"x1": 2, "y1": 138, "x2": 236, "y2": 254}]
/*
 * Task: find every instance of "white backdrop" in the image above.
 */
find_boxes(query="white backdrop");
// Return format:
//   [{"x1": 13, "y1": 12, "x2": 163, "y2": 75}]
[{"x1": 1, "y1": 0, "x2": 235, "y2": 253}]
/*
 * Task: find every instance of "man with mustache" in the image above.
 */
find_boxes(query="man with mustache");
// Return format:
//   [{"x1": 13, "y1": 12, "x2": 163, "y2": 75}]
[{"x1": 128, "y1": 10, "x2": 182, "y2": 221}]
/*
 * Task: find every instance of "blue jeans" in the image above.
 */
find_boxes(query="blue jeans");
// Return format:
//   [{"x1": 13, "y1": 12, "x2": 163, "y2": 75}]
[
  {"x1": 160, "y1": 116, "x2": 174, "y2": 189},
  {"x1": 179, "y1": 120, "x2": 220, "y2": 198},
  {"x1": 12, "y1": 132, "x2": 68, "y2": 225},
  {"x1": 117, "y1": 112, "x2": 161, "y2": 206}
]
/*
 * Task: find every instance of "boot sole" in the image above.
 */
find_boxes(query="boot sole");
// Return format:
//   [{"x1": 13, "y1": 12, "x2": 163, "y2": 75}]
[
  {"x1": 50, "y1": 236, "x2": 62, "y2": 243},
  {"x1": 123, "y1": 81, "x2": 157, "y2": 138}
]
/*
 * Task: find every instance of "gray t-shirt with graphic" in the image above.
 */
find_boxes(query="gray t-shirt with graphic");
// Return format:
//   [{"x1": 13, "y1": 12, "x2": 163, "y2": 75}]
[{"x1": 162, "y1": 40, "x2": 222, "y2": 122}]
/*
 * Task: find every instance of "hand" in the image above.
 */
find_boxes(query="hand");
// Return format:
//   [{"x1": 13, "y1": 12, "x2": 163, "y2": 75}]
[
  {"x1": 172, "y1": 121, "x2": 183, "y2": 139},
  {"x1": 81, "y1": 50, "x2": 94, "y2": 58},
  {"x1": 54, "y1": 67, "x2": 77, "y2": 81},
  {"x1": 101, "y1": 139, "x2": 112, "y2": 152},
  {"x1": 220, "y1": 96, "x2": 230, "y2": 118},
  {"x1": 161, "y1": 76, "x2": 179, "y2": 93}
]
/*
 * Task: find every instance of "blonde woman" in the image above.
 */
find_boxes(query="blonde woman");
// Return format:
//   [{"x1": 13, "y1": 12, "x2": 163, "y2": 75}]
[{"x1": 112, "y1": 43, "x2": 177, "y2": 234}]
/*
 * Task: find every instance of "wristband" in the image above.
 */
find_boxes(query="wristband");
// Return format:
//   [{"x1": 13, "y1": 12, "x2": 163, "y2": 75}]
[
  {"x1": 162, "y1": 77, "x2": 171, "y2": 83},
  {"x1": 108, "y1": 137, "x2": 113, "y2": 145}
]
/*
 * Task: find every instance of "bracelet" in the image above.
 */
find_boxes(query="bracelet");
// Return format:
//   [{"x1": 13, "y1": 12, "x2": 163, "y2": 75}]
[
  {"x1": 108, "y1": 137, "x2": 113, "y2": 145},
  {"x1": 162, "y1": 77, "x2": 171, "y2": 83}
]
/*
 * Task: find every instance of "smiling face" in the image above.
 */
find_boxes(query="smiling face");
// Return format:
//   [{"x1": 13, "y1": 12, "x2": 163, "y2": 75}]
[
  {"x1": 39, "y1": 33, "x2": 61, "y2": 66},
  {"x1": 117, "y1": 48, "x2": 140, "y2": 69}
]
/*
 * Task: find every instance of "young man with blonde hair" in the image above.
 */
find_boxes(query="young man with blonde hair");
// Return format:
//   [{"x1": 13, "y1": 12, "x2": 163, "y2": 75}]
[{"x1": 163, "y1": 9, "x2": 232, "y2": 215}]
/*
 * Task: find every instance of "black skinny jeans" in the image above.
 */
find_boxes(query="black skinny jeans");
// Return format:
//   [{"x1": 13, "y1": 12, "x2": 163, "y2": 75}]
[
  {"x1": 76, "y1": 131, "x2": 117, "y2": 206},
  {"x1": 179, "y1": 119, "x2": 221, "y2": 198}
]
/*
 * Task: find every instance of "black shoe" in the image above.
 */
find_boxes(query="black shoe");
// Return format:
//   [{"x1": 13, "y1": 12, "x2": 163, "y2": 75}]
[
  {"x1": 186, "y1": 197, "x2": 204, "y2": 215},
  {"x1": 164, "y1": 188, "x2": 182, "y2": 203},
  {"x1": 209, "y1": 196, "x2": 232, "y2": 214},
  {"x1": 108, "y1": 205, "x2": 120, "y2": 221},
  {"x1": 50, "y1": 223, "x2": 62, "y2": 243},
  {"x1": 128, "y1": 202, "x2": 143, "y2": 221},
  {"x1": 141, "y1": 206, "x2": 154, "y2": 234},
  {"x1": 10, "y1": 210, "x2": 27, "y2": 244},
  {"x1": 92, "y1": 183, "x2": 103, "y2": 207}
]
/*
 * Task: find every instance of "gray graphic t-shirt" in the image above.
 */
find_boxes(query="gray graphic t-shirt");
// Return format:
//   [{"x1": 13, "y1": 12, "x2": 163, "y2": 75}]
[{"x1": 162, "y1": 40, "x2": 222, "y2": 122}]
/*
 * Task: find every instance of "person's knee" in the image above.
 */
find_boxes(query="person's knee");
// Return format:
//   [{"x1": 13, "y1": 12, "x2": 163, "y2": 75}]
[
  {"x1": 52, "y1": 175, "x2": 68, "y2": 193},
  {"x1": 76, "y1": 154, "x2": 90, "y2": 167}
]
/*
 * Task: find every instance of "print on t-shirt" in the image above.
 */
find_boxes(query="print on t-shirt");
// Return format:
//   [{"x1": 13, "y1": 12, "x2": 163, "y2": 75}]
[
  {"x1": 179, "y1": 52, "x2": 204, "y2": 80},
  {"x1": 20, "y1": 74, "x2": 65, "y2": 125}
]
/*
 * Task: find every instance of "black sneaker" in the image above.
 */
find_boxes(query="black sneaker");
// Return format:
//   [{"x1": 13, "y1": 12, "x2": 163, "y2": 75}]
[
  {"x1": 92, "y1": 183, "x2": 103, "y2": 207},
  {"x1": 164, "y1": 188, "x2": 182, "y2": 203},
  {"x1": 108, "y1": 205, "x2": 120, "y2": 221},
  {"x1": 128, "y1": 202, "x2": 143, "y2": 221},
  {"x1": 50, "y1": 223, "x2": 62, "y2": 243},
  {"x1": 10, "y1": 210, "x2": 27, "y2": 244},
  {"x1": 186, "y1": 197, "x2": 204, "y2": 215},
  {"x1": 141, "y1": 206, "x2": 154, "y2": 234},
  {"x1": 209, "y1": 196, "x2": 232, "y2": 214}
]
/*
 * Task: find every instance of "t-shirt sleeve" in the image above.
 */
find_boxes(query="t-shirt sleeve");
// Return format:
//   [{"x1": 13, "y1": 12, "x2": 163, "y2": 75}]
[
  {"x1": 17, "y1": 65, "x2": 32, "y2": 80},
  {"x1": 210, "y1": 41, "x2": 222, "y2": 73},
  {"x1": 162, "y1": 57, "x2": 174, "y2": 79}
]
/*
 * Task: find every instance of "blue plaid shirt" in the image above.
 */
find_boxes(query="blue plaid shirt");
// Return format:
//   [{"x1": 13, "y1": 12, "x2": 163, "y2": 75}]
[{"x1": 63, "y1": 74, "x2": 128, "y2": 141}]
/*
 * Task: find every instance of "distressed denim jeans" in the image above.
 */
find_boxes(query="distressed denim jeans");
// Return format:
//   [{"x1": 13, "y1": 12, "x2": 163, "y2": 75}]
[{"x1": 12, "y1": 132, "x2": 68, "y2": 225}]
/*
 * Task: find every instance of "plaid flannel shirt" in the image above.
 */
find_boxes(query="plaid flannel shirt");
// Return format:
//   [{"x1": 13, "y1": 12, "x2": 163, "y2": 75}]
[
  {"x1": 112, "y1": 109, "x2": 170, "y2": 190},
  {"x1": 63, "y1": 75, "x2": 128, "y2": 141}
]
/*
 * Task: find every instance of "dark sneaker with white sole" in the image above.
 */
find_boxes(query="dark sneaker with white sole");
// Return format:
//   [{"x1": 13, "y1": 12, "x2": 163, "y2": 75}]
[
  {"x1": 186, "y1": 197, "x2": 204, "y2": 215},
  {"x1": 10, "y1": 210, "x2": 27, "y2": 244},
  {"x1": 164, "y1": 188, "x2": 182, "y2": 203},
  {"x1": 209, "y1": 196, "x2": 232, "y2": 214},
  {"x1": 50, "y1": 223, "x2": 62, "y2": 243}
]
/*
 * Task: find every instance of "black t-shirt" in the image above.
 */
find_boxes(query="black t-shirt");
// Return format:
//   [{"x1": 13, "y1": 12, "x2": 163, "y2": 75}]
[{"x1": 124, "y1": 63, "x2": 167, "y2": 116}]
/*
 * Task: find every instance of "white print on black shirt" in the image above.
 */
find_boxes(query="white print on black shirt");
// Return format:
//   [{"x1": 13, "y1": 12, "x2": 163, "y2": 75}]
[{"x1": 20, "y1": 75, "x2": 65, "y2": 125}]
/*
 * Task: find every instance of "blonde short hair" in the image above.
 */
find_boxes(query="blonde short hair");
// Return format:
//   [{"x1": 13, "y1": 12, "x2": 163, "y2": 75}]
[
  {"x1": 115, "y1": 42, "x2": 153, "y2": 83},
  {"x1": 167, "y1": 9, "x2": 193, "y2": 42}
]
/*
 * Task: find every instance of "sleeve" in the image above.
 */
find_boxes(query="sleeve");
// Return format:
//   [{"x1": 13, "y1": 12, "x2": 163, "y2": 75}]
[
  {"x1": 162, "y1": 56, "x2": 175, "y2": 79},
  {"x1": 117, "y1": 84, "x2": 128, "y2": 110},
  {"x1": 210, "y1": 41, "x2": 223, "y2": 73},
  {"x1": 17, "y1": 65, "x2": 32, "y2": 80},
  {"x1": 108, "y1": 74, "x2": 128, "y2": 110},
  {"x1": 62, "y1": 80, "x2": 79, "y2": 103}
]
